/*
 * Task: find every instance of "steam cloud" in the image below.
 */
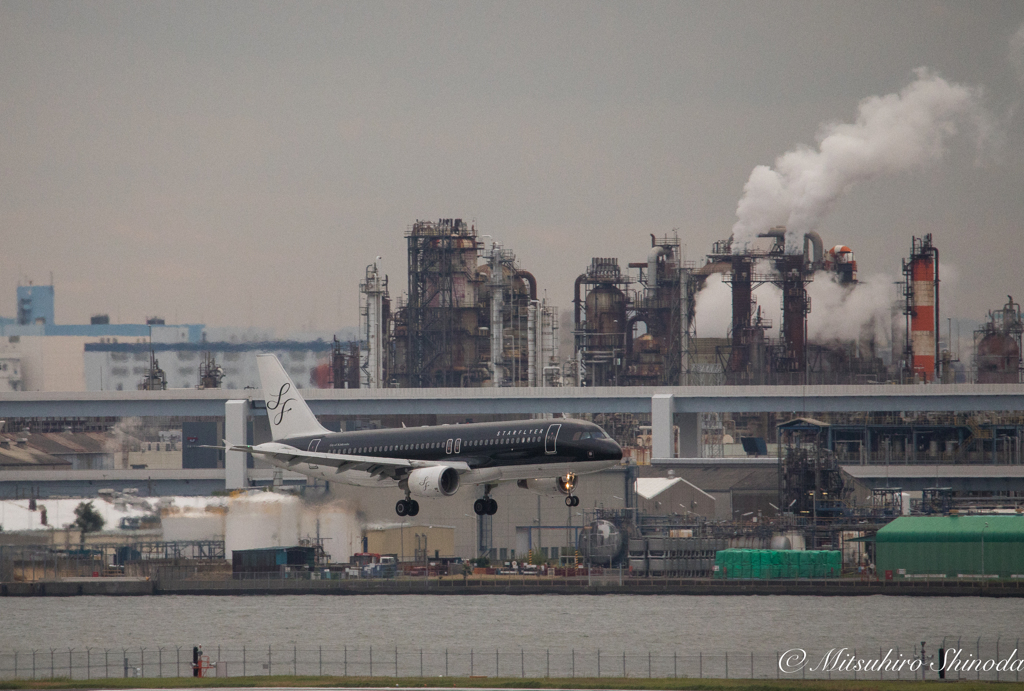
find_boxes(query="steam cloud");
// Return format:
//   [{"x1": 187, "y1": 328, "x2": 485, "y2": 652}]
[
  {"x1": 731, "y1": 69, "x2": 989, "y2": 253},
  {"x1": 806, "y1": 273, "x2": 894, "y2": 347}
]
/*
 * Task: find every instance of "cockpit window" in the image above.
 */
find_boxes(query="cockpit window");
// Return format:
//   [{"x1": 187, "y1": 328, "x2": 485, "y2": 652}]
[{"x1": 591, "y1": 431, "x2": 606, "y2": 439}]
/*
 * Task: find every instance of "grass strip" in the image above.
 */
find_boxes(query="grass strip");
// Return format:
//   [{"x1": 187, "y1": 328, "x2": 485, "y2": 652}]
[{"x1": 0, "y1": 676, "x2": 1008, "y2": 691}]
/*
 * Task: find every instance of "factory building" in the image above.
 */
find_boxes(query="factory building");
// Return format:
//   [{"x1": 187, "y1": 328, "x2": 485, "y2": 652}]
[
  {"x1": 875, "y1": 515, "x2": 1024, "y2": 579},
  {"x1": 572, "y1": 236, "x2": 697, "y2": 387},
  {"x1": 570, "y1": 227, "x2": 889, "y2": 389},
  {"x1": 361, "y1": 219, "x2": 557, "y2": 388},
  {"x1": 974, "y1": 296, "x2": 1022, "y2": 384}
]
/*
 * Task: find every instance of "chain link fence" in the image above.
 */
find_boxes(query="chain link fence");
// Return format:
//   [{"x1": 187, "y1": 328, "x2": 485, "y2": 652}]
[{"x1": 1, "y1": 639, "x2": 1022, "y2": 682}]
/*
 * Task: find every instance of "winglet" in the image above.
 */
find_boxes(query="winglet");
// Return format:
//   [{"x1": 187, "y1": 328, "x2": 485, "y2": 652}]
[{"x1": 256, "y1": 354, "x2": 330, "y2": 441}]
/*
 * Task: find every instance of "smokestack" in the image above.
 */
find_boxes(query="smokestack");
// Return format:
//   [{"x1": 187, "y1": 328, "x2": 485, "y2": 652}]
[{"x1": 903, "y1": 234, "x2": 940, "y2": 382}]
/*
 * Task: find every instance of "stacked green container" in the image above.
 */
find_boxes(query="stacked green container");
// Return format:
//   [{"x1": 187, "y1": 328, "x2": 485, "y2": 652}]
[{"x1": 713, "y1": 549, "x2": 842, "y2": 579}]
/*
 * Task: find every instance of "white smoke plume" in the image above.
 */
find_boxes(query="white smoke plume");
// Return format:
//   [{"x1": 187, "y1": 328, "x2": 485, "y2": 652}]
[
  {"x1": 693, "y1": 273, "x2": 732, "y2": 338},
  {"x1": 731, "y1": 69, "x2": 989, "y2": 253},
  {"x1": 806, "y1": 273, "x2": 895, "y2": 348},
  {"x1": 693, "y1": 272, "x2": 781, "y2": 339}
]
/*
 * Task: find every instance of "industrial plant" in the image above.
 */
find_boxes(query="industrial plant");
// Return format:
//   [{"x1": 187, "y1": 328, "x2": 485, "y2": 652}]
[{"x1": 1, "y1": 218, "x2": 1023, "y2": 590}]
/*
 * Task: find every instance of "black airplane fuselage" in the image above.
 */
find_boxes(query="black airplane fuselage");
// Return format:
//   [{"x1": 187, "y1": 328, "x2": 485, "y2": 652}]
[{"x1": 281, "y1": 418, "x2": 621, "y2": 470}]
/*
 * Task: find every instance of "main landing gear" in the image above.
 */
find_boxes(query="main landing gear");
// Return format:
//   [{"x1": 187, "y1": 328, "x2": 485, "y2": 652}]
[
  {"x1": 473, "y1": 494, "x2": 498, "y2": 516},
  {"x1": 396, "y1": 495, "x2": 419, "y2": 517},
  {"x1": 565, "y1": 494, "x2": 580, "y2": 507}
]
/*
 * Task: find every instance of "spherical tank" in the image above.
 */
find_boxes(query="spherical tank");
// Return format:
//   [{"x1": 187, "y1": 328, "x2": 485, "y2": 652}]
[
  {"x1": 586, "y1": 284, "x2": 627, "y2": 349},
  {"x1": 577, "y1": 519, "x2": 626, "y2": 566},
  {"x1": 977, "y1": 332, "x2": 1021, "y2": 384}
]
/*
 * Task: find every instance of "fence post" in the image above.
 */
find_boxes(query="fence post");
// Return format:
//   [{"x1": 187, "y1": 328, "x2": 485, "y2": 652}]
[
  {"x1": 521, "y1": 649, "x2": 524, "y2": 678},
  {"x1": 421, "y1": 649, "x2": 424, "y2": 678},
  {"x1": 51, "y1": 648, "x2": 55, "y2": 679},
  {"x1": 470, "y1": 649, "x2": 473, "y2": 676},
  {"x1": 319, "y1": 646, "x2": 322, "y2": 676},
  {"x1": 344, "y1": 646, "x2": 347, "y2": 677},
  {"x1": 750, "y1": 651, "x2": 753, "y2": 679},
  {"x1": 123, "y1": 649, "x2": 128, "y2": 679},
  {"x1": 268, "y1": 644, "x2": 272, "y2": 676},
  {"x1": 293, "y1": 646, "x2": 296, "y2": 676},
  {"x1": 395, "y1": 646, "x2": 398, "y2": 677},
  {"x1": 777, "y1": 651, "x2": 780, "y2": 679},
  {"x1": 140, "y1": 647, "x2": 145, "y2": 678},
  {"x1": 444, "y1": 649, "x2": 447, "y2": 677},
  {"x1": 546, "y1": 649, "x2": 550, "y2": 678},
  {"x1": 370, "y1": 646, "x2": 373, "y2": 677},
  {"x1": 495, "y1": 649, "x2": 499, "y2": 677},
  {"x1": 725, "y1": 651, "x2": 728, "y2": 679},
  {"x1": 648, "y1": 651, "x2": 651, "y2": 678},
  {"x1": 15, "y1": 651, "x2": 18, "y2": 680},
  {"x1": 596, "y1": 649, "x2": 599, "y2": 677},
  {"x1": 33, "y1": 649, "x2": 37, "y2": 680},
  {"x1": 176, "y1": 646, "x2": 181, "y2": 678},
  {"x1": 159, "y1": 648, "x2": 163, "y2": 678},
  {"x1": 87, "y1": 647, "x2": 91, "y2": 679},
  {"x1": 674, "y1": 651, "x2": 677, "y2": 678},
  {"x1": 699, "y1": 651, "x2": 702, "y2": 678},
  {"x1": 68, "y1": 648, "x2": 73, "y2": 680}
]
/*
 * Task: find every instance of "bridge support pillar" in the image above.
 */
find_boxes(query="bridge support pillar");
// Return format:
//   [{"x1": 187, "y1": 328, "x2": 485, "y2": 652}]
[
  {"x1": 225, "y1": 400, "x2": 250, "y2": 490},
  {"x1": 652, "y1": 394, "x2": 700, "y2": 459},
  {"x1": 678, "y1": 413, "x2": 700, "y2": 458},
  {"x1": 652, "y1": 394, "x2": 674, "y2": 458}
]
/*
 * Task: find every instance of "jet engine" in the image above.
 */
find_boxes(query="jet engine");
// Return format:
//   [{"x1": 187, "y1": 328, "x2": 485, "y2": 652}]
[
  {"x1": 517, "y1": 472, "x2": 577, "y2": 498},
  {"x1": 407, "y1": 465, "x2": 460, "y2": 497}
]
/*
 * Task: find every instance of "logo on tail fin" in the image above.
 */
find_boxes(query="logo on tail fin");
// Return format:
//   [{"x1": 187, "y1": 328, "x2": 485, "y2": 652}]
[{"x1": 267, "y1": 383, "x2": 295, "y2": 425}]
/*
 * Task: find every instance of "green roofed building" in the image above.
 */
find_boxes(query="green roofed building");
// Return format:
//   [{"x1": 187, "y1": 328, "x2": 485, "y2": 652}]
[{"x1": 875, "y1": 515, "x2": 1024, "y2": 579}]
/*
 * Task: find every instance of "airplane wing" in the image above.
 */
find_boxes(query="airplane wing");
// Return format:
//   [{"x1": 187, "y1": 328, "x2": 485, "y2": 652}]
[{"x1": 215, "y1": 441, "x2": 471, "y2": 480}]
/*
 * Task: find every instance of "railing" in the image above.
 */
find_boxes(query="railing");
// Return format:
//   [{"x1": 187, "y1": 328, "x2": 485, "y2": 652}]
[{"x1": 1, "y1": 640, "x2": 1021, "y2": 681}]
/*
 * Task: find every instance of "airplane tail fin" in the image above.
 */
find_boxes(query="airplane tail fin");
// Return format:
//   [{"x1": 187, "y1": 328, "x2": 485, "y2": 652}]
[{"x1": 256, "y1": 354, "x2": 330, "y2": 441}]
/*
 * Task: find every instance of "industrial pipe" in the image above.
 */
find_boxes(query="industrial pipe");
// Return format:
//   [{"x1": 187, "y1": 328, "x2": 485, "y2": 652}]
[
  {"x1": 647, "y1": 245, "x2": 668, "y2": 304},
  {"x1": 573, "y1": 274, "x2": 585, "y2": 326},
  {"x1": 803, "y1": 231, "x2": 823, "y2": 267},
  {"x1": 516, "y1": 270, "x2": 538, "y2": 301},
  {"x1": 932, "y1": 245, "x2": 940, "y2": 382}
]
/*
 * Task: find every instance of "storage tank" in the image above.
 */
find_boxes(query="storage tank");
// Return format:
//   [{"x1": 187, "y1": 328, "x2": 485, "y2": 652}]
[
  {"x1": 977, "y1": 332, "x2": 1021, "y2": 384},
  {"x1": 585, "y1": 284, "x2": 627, "y2": 348},
  {"x1": 577, "y1": 519, "x2": 626, "y2": 566}
]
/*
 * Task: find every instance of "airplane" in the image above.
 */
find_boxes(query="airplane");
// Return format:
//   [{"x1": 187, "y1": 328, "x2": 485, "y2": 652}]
[{"x1": 219, "y1": 354, "x2": 623, "y2": 517}]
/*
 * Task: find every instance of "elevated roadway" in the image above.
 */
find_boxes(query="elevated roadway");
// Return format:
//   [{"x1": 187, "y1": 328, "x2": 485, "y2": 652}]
[
  {"x1": 2, "y1": 384, "x2": 1022, "y2": 490},
  {"x1": 1, "y1": 383, "x2": 1022, "y2": 418}
]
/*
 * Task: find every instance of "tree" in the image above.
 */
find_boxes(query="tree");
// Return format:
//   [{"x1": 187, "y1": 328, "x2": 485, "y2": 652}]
[{"x1": 73, "y1": 501, "x2": 104, "y2": 541}]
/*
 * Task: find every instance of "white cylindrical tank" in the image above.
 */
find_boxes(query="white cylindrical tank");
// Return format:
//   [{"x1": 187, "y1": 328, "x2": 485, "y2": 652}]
[{"x1": 225, "y1": 492, "x2": 303, "y2": 559}]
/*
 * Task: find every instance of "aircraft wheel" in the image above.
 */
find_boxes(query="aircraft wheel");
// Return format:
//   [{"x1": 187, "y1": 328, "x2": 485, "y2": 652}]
[
  {"x1": 408, "y1": 500, "x2": 420, "y2": 517},
  {"x1": 572, "y1": 496, "x2": 580, "y2": 507},
  {"x1": 473, "y1": 499, "x2": 487, "y2": 516},
  {"x1": 396, "y1": 500, "x2": 409, "y2": 516},
  {"x1": 486, "y1": 498, "x2": 498, "y2": 515},
  {"x1": 565, "y1": 495, "x2": 574, "y2": 507}
]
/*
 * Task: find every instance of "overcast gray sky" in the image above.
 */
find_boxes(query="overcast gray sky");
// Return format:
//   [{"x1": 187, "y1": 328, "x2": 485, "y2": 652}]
[{"x1": 2, "y1": 1, "x2": 1022, "y2": 336}]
